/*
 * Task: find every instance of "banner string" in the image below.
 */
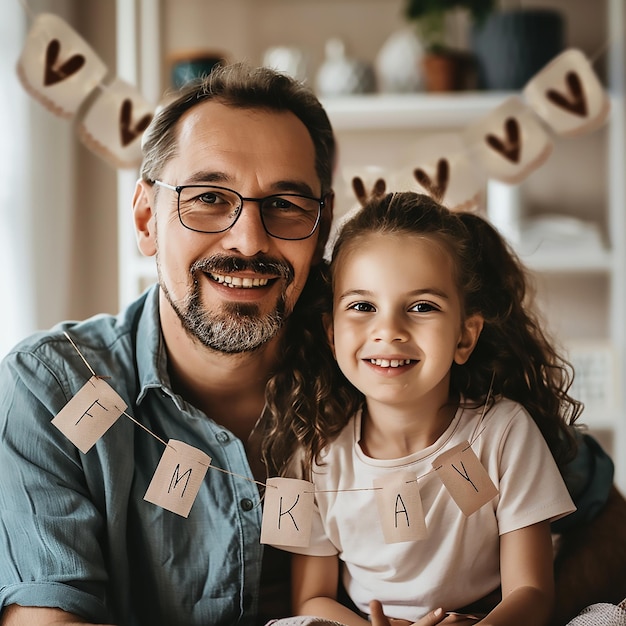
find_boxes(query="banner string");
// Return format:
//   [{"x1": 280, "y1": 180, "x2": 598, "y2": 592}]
[
  {"x1": 64, "y1": 332, "x2": 274, "y2": 491},
  {"x1": 65, "y1": 331, "x2": 498, "y2": 497}
]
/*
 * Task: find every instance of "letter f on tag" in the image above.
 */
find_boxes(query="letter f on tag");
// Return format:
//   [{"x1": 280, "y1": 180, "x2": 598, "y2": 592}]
[
  {"x1": 433, "y1": 441, "x2": 498, "y2": 516},
  {"x1": 260, "y1": 477, "x2": 314, "y2": 547},
  {"x1": 52, "y1": 376, "x2": 127, "y2": 453}
]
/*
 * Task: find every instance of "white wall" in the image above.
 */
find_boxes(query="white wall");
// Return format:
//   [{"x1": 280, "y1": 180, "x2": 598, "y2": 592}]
[{"x1": 0, "y1": 0, "x2": 76, "y2": 356}]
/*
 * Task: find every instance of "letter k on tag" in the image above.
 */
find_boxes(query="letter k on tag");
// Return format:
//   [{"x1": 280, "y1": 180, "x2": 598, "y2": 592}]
[
  {"x1": 260, "y1": 477, "x2": 314, "y2": 547},
  {"x1": 52, "y1": 376, "x2": 127, "y2": 453},
  {"x1": 374, "y1": 471, "x2": 427, "y2": 543},
  {"x1": 144, "y1": 440, "x2": 211, "y2": 518},
  {"x1": 433, "y1": 441, "x2": 498, "y2": 516}
]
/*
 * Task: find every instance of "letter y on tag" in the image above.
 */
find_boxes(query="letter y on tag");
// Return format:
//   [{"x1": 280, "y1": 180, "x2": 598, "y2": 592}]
[
  {"x1": 374, "y1": 471, "x2": 427, "y2": 543},
  {"x1": 52, "y1": 376, "x2": 127, "y2": 453},
  {"x1": 260, "y1": 477, "x2": 314, "y2": 547},
  {"x1": 433, "y1": 441, "x2": 498, "y2": 516}
]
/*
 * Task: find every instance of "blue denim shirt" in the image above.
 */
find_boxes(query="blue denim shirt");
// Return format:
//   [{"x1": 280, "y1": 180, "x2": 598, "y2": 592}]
[{"x1": 0, "y1": 285, "x2": 264, "y2": 625}]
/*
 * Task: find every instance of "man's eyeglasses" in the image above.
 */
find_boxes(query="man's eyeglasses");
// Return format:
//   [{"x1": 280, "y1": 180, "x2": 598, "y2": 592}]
[{"x1": 152, "y1": 180, "x2": 324, "y2": 241}]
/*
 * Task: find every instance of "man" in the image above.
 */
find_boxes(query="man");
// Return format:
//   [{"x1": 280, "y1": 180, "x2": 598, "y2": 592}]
[
  {"x1": 0, "y1": 62, "x2": 621, "y2": 626},
  {"x1": 0, "y1": 63, "x2": 335, "y2": 626}
]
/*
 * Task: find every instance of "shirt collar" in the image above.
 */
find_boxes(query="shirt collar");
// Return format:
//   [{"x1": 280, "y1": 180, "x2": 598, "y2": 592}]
[{"x1": 135, "y1": 284, "x2": 172, "y2": 404}]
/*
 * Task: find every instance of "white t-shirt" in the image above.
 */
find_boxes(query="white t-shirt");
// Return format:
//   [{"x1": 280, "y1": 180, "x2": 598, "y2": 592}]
[{"x1": 284, "y1": 398, "x2": 575, "y2": 622}]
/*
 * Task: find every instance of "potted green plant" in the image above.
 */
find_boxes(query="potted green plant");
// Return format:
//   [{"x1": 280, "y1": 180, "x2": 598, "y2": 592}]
[{"x1": 404, "y1": 0, "x2": 495, "y2": 91}]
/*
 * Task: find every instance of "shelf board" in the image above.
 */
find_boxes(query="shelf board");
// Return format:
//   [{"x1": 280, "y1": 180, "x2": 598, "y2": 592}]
[
  {"x1": 519, "y1": 246, "x2": 612, "y2": 273},
  {"x1": 321, "y1": 91, "x2": 515, "y2": 130}
]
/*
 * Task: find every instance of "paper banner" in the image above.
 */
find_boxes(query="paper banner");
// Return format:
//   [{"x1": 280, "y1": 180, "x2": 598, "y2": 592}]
[
  {"x1": 463, "y1": 96, "x2": 553, "y2": 185},
  {"x1": 260, "y1": 477, "x2": 315, "y2": 547},
  {"x1": 16, "y1": 12, "x2": 108, "y2": 119},
  {"x1": 144, "y1": 440, "x2": 211, "y2": 518},
  {"x1": 523, "y1": 48, "x2": 610, "y2": 137},
  {"x1": 77, "y1": 78, "x2": 154, "y2": 169},
  {"x1": 373, "y1": 470, "x2": 427, "y2": 543},
  {"x1": 433, "y1": 441, "x2": 498, "y2": 517},
  {"x1": 52, "y1": 376, "x2": 126, "y2": 453},
  {"x1": 392, "y1": 133, "x2": 486, "y2": 212}
]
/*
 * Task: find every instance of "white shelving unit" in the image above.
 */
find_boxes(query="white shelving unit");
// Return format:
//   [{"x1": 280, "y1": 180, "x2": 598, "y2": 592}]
[{"x1": 116, "y1": 0, "x2": 626, "y2": 491}]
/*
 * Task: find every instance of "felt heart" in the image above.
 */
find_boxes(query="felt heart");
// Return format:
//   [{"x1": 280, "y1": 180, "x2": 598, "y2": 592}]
[
  {"x1": 485, "y1": 117, "x2": 521, "y2": 163},
  {"x1": 44, "y1": 39, "x2": 86, "y2": 86},
  {"x1": 413, "y1": 158, "x2": 449, "y2": 202},
  {"x1": 119, "y1": 98, "x2": 152, "y2": 147},
  {"x1": 352, "y1": 176, "x2": 386, "y2": 207},
  {"x1": 545, "y1": 71, "x2": 588, "y2": 117}
]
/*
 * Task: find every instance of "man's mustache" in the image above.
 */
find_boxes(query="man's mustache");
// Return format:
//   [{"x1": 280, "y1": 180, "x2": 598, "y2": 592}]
[{"x1": 191, "y1": 255, "x2": 294, "y2": 283}]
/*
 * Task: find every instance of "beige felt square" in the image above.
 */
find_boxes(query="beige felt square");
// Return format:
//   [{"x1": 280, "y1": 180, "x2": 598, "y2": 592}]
[
  {"x1": 524, "y1": 48, "x2": 610, "y2": 137},
  {"x1": 392, "y1": 133, "x2": 486, "y2": 212},
  {"x1": 77, "y1": 78, "x2": 154, "y2": 169},
  {"x1": 144, "y1": 440, "x2": 211, "y2": 518},
  {"x1": 16, "y1": 12, "x2": 107, "y2": 119},
  {"x1": 373, "y1": 471, "x2": 427, "y2": 543},
  {"x1": 260, "y1": 477, "x2": 315, "y2": 548},
  {"x1": 52, "y1": 376, "x2": 126, "y2": 453},
  {"x1": 463, "y1": 96, "x2": 553, "y2": 185},
  {"x1": 433, "y1": 441, "x2": 498, "y2": 517}
]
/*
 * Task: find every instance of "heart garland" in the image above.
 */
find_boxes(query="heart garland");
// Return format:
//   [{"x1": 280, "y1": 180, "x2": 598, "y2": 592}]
[
  {"x1": 344, "y1": 49, "x2": 609, "y2": 211},
  {"x1": 16, "y1": 12, "x2": 610, "y2": 197},
  {"x1": 17, "y1": 12, "x2": 155, "y2": 169}
]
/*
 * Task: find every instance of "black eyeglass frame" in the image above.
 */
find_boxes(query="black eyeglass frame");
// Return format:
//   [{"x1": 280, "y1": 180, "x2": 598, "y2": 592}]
[{"x1": 152, "y1": 180, "x2": 325, "y2": 241}]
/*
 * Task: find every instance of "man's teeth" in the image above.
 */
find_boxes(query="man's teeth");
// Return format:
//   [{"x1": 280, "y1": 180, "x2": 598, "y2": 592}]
[
  {"x1": 370, "y1": 358, "x2": 412, "y2": 368},
  {"x1": 210, "y1": 273, "x2": 269, "y2": 288}
]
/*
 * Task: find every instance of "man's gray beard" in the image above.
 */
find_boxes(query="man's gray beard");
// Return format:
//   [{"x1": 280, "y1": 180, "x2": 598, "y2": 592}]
[
  {"x1": 177, "y1": 285, "x2": 286, "y2": 353},
  {"x1": 157, "y1": 253, "x2": 291, "y2": 354}
]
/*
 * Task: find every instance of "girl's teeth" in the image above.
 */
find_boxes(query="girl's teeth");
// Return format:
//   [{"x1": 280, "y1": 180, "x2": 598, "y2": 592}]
[{"x1": 370, "y1": 358, "x2": 411, "y2": 368}]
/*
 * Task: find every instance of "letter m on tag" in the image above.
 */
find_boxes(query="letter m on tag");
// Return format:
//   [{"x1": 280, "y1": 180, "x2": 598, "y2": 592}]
[{"x1": 144, "y1": 439, "x2": 211, "y2": 518}]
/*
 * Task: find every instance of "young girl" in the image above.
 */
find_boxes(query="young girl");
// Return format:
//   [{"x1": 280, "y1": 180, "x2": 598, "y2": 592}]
[{"x1": 264, "y1": 191, "x2": 582, "y2": 626}]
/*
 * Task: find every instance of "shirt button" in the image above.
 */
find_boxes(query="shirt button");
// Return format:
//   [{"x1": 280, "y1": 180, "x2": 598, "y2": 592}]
[
  {"x1": 240, "y1": 498, "x2": 254, "y2": 511},
  {"x1": 216, "y1": 431, "x2": 230, "y2": 444}
]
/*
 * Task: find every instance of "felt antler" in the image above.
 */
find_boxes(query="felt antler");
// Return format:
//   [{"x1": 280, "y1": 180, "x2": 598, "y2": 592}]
[{"x1": 351, "y1": 176, "x2": 387, "y2": 207}]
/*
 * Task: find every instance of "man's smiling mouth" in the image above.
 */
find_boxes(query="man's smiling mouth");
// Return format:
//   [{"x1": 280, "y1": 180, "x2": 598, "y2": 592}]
[{"x1": 209, "y1": 272, "x2": 271, "y2": 289}]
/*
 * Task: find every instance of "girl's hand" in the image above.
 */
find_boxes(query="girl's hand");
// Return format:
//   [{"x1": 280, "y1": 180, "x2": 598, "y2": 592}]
[
  {"x1": 369, "y1": 600, "x2": 446, "y2": 626},
  {"x1": 440, "y1": 615, "x2": 482, "y2": 625}
]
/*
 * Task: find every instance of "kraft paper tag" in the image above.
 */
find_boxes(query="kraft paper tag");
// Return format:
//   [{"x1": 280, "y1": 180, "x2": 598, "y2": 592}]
[
  {"x1": 260, "y1": 477, "x2": 314, "y2": 547},
  {"x1": 144, "y1": 439, "x2": 211, "y2": 518},
  {"x1": 433, "y1": 441, "x2": 498, "y2": 517},
  {"x1": 374, "y1": 471, "x2": 427, "y2": 543},
  {"x1": 52, "y1": 376, "x2": 127, "y2": 453}
]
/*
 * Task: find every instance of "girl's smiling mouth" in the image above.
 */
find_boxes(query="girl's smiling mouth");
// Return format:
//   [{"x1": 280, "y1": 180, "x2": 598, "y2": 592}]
[{"x1": 367, "y1": 358, "x2": 416, "y2": 368}]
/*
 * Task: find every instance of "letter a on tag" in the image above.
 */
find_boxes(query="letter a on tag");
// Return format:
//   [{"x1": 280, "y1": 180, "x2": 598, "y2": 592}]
[
  {"x1": 260, "y1": 477, "x2": 314, "y2": 547},
  {"x1": 52, "y1": 376, "x2": 127, "y2": 453},
  {"x1": 374, "y1": 471, "x2": 427, "y2": 543},
  {"x1": 433, "y1": 441, "x2": 498, "y2": 516},
  {"x1": 144, "y1": 440, "x2": 211, "y2": 518}
]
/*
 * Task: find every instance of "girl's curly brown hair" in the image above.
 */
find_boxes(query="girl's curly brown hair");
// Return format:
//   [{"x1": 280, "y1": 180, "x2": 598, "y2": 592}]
[{"x1": 262, "y1": 191, "x2": 581, "y2": 477}]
